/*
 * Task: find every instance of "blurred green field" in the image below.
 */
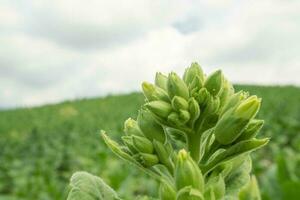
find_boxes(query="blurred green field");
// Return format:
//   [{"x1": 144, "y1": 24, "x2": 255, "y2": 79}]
[{"x1": 0, "y1": 85, "x2": 300, "y2": 200}]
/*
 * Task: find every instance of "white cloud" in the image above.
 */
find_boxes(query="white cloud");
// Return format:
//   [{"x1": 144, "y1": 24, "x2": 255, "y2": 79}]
[
  {"x1": 0, "y1": 4, "x2": 21, "y2": 27},
  {"x1": 17, "y1": 0, "x2": 189, "y2": 49},
  {"x1": 0, "y1": 0, "x2": 299, "y2": 108}
]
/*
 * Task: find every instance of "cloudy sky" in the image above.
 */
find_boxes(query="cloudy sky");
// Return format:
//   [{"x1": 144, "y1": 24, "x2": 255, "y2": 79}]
[{"x1": 0, "y1": 0, "x2": 299, "y2": 108}]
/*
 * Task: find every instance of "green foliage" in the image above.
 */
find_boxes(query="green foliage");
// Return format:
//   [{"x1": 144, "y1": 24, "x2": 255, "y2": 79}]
[
  {"x1": 67, "y1": 172, "x2": 121, "y2": 200},
  {"x1": 0, "y1": 75, "x2": 300, "y2": 199}
]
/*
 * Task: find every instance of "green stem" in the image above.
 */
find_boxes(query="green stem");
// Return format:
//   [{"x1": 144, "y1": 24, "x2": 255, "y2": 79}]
[{"x1": 187, "y1": 132, "x2": 201, "y2": 163}]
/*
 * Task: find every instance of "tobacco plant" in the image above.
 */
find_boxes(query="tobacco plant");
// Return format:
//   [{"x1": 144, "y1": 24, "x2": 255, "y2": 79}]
[{"x1": 67, "y1": 63, "x2": 269, "y2": 200}]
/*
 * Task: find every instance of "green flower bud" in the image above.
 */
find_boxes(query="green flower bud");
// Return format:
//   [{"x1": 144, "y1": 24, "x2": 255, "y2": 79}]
[
  {"x1": 132, "y1": 135, "x2": 154, "y2": 154},
  {"x1": 176, "y1": 186, "x2": 204, "y2": 200},
  {"x1": 121, "y1": 136, "x2": 138, "y2": 154},
  {"x1": 172, "y1": 96, "x2": 189, "y2": 111},
  {"x1": 195, "y1": 88, "x2": 210, "y2": 105},
  {"x1": 235, "y1": 95, "x2": 261, "y2": 119},
  {"x1": 142, "y1": 82, "x2": 169, "y2": 102},
  {"x1": 159, "y1": 182, "x2": 176, "y2": 200},
  {"x1": 155, "y1": 72, "x2": 168, "y2": 91},
  {"x1": 139, "y1": 153, "x2": 159, "y2": 167},
  {"x1": 204, "y1": 96, "x2": 220, "y2": 115},
  {"x1": 153, "y1": 140, "x2": 174, "y2": 172},
  {"x1": 167, "y1": 72, "x2": 189, "y2": 100},
  {"x1": 183, "y1": 62, "x2": 205, "y2": 87},
  {"x1": 214, "y1": 108, "x2": 250, "y2": 145},
  {"x1": 219, "y1": 78, "x2": 234, "y2": 109},
  {"x1": 145, "y1": 100, "x2": 173, "y2": 118},
  {"x1": 236, "y1": 119, "x2": 264, "y2": 142},
  {"x1": 214, "y1": 110, "x2": 246, "y2": 145},
  {"x1": 175, "y1": 149, "x2": 204, "y2": 192},
  {"x1": 179, "y1": 109, "x2": 190, "y2": 124},
  {"x1": 167, "y1": 112, "x2": 182, "y2": 126},
  {"x1": 204, "y1": 175, "x2": 225, "y2": 200},
  {"x1": 137, "y1": 107, "x2": 166, "y2": 143},
  {"x1": 189, "y1": 76, "x2": 203, "y2": 97},
  {"x1": 124, "y1": 118, "x2": 144, "y2": 136},
  {"x1": 188, "y1": 98, "x2": 200, "y2": 126},
  {"x1": 220, "y1": 91, "x2": 249, "y2": 116},
  {"x1": 204, "y1": 70, "x2": 224, "y2": 96}
]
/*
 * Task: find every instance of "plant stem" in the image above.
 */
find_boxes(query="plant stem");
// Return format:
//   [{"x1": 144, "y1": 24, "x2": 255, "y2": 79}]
[{"x1": 187, "y1": 132, "x2": 201, "y2": 163}]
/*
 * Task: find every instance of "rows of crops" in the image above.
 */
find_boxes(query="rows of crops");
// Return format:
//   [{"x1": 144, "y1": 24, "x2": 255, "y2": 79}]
[{"x1": 0, "y1": 85, "x2": 299, "y2": 200}]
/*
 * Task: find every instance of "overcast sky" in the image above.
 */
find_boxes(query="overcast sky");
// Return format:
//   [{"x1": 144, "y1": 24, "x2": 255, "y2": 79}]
[{"x1": 0, "y1": 0, "x2": 299, "y2": 108}]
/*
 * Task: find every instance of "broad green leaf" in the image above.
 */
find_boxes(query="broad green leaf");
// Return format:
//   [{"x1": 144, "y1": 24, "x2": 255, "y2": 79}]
[{"x1": 67, "y1": 172, "x2": 121, "y2": 200}]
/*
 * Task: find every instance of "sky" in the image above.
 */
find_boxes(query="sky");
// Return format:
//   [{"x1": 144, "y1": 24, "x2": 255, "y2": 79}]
[{"x1": 0, "y1": 0, "x2": 299, "y2": 108}]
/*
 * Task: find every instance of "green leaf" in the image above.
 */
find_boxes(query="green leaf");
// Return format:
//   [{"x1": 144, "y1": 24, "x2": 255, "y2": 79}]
[
  {"x1": 67, "y1": 172, "x2": 121, "y2": 200},
  {"x1": 225, "y1": 157, "x2": 252, "y2": 196},
  {"x1": 201, "y1": 138, "x2": 269, "y2": 174}
]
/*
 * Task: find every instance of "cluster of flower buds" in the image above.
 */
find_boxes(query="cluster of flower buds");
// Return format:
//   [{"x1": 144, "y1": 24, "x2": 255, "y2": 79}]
[
  {"x1": 122, "y1": 116, "x2": 175, "y2": 171},
  {"x1": 102, "y1": 62, "x2": 268, "y2": 200}
]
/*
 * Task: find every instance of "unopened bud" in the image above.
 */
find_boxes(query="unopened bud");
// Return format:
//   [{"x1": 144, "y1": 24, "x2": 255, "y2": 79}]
[
  {"x1": 204, "y1": 96, "x2": 220, "y2": 115},
  {"x1": 214, "y1": 108, "x2": 250, "y2": 145},
  {"x1": 167, "y1": 72, "x2": 189, "y2": 100},
  {"x1": 137, "y1": 107, "x2": 166, "y2": 143},
  {"x1": 142, "y1": 82, "x2": 169, "y2": 102},
  {"x1": 204, "y1": 175, "x2": 225, "y2": 200},
  {"x1": 196, "y1": 88, "x2": 210, "y2": 105},
  {"x1": 139, "y1": 153, "x2": 159, "y2": 167},
  {"x1": 121, "y1": 136, "x2": 138, "y2": 154},
  {"x1": 183, "y1": 62, "x2": 205, "y2": 87},
  {"x1": 124, "y1": 118, "x2": 144, "y2": 136},
  {"x1": 179, "y1": 109, "x2": 190, "y2": 124},
  {"x1": 219, "y1": 78, "x2": 234, "y2": 109},
  {"x1": 145, "y1": 100, "x2": 172, "y2": 118},
  {"x1": 153, "y1": 140, "x2": 174, "y2": 172},
  {"x1": 171, "y1": 96, "x2": 189, "y2": 111},
  {"x1": 189, "y1": 76, "x2": 203, "y2": 97},
  {"x1": 175, "y1": 149, "x2": 204, "y2": 192},
  {"x1": 132, "y1": 135, "x2": 154, "y2": 154},
  {"x1": 235, "y1": 95, "x2": 261, "y2": 119},
  {"x1": 190, "y1": 75, "x2": 203, "y2": 90},
  {"x1": 188, "y1": 98, "x2": 200, "y2": 126},
  {"x1": 155, "y1": 72, "x2": 168, "y2": 91},
  {"x1": 167, "y1": 112, "x2": 182, "y2": 126},
  {"x1": 220, "y1": 91, "x2": 249, "y2": 116},
  {"x1": 176, "y1": 186, "x2": 204, "y2": 200},
  {"x1": 236, "y1": 119, "x2": 264, "y2": 142},
  {"x1": 239, "y1": 176, "x2": 261, "y2": 200},
  {"x1": 204, "y1": 70, "x2": 223, "y2": 96},
  {"x1": 159, "y1": 182, "x2": 176, "y2": 200}
]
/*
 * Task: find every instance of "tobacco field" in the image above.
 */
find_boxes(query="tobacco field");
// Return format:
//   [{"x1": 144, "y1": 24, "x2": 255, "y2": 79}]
[{"x1": 0, "y1": 85, "x2": 299, "y2": 200}]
